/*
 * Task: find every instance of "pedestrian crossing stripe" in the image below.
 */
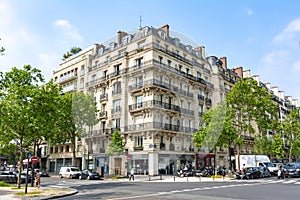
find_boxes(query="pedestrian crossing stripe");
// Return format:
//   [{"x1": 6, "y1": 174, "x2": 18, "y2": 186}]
[{"x1": 282, "y1": 180, "x2": 296, "y2": 184}]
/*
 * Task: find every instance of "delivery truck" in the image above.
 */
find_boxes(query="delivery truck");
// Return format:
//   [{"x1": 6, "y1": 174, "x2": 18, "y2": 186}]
[{"x1": 235, "y1": 155, "x2": 278, "y2": 175}]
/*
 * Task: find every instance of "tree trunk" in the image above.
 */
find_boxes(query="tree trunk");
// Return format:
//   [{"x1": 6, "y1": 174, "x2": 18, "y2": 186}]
[
  {"x1": 289, "y1": 143, "x2": 293, "y2": 162},
  {"x1": 72, "y1": 139, "x2": 76, "y2": 167},
  {"x1": 17, "y1": 137, "x2": 23, "y2": 189}
]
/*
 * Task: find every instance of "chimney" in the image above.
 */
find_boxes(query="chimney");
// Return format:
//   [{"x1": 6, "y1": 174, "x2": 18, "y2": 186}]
[
  {"x1": 232, "y1": 66, "x2": 243, "y2": 78},
  {"x1": 117, "y1": 31, "x2": 127, "y2": 45},
  {"x1": 219, "y1": 57, "x2": 227, "y2": 69},
  {"x1": 159, "y1": 24, "x2": 169, "y2": 38}
]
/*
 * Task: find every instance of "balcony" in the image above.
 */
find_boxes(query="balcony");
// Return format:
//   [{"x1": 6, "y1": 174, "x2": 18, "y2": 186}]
[
  {"x1": 112, "y1": 89, "x2": 122, "y2": 96},
  {"x1": 100, "y1": 93, "x2": 108, "y2": 101},
  {"x1": 57, "y1": 72, "x2": 77, "y2": 84},
  {"x1": 134, "y1": 146, "x2": 144, "y2": 151},
  {"x1": 129, "y1": 100, "x2": 180, "y2": 113},
  {"x1": 123, "y1": 122, "x2": 197, "y2": 133},
  {"x1": 111, "y1": 107, "x2": 122, "y2": 115},
  {"x1": 99, "y1": 111, "x2": 107, "y2": 119}
]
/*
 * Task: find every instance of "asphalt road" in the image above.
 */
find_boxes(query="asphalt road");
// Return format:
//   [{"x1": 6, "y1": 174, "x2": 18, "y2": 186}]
[{"x1": 41, "y1": 176, "x2": 300, "y2": 200}]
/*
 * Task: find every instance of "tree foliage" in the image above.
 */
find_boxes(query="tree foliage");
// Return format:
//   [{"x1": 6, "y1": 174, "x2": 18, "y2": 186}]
[
  {"x1": 226, "y1": 78, "x2": 279, "y2": 152},
  {"x1": 53, "y1": 92, "x2": 98, "y2": 166},
  {"x1": 272, "y1": 134, "x2": 285, "y2": 159},
  {"x1": 281, "y1": 109, "x2": 300, "y2": 161},
  {"x1": 0, "y1": 65, "x2": 61, "y2": 188},
  {"x1": 193, "y1": 103, "x2": 237, "y2": 151},
  {"x1": 62, "y1": 46, "x2": 82, "y2": 60},
  {"x1": 108, "y1": 129, "x2": 125, "y2": 156}
]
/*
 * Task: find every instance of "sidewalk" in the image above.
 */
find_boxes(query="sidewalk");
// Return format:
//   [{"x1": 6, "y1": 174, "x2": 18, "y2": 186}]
[{"x1": 0, "y1": 185, "x2": 77, "y2": 200}]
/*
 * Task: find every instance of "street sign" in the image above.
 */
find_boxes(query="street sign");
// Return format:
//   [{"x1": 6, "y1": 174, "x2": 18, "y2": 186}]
[
  {"x1": 126, "y1": 155, "x2": 131, "y2": 161},
  {"x1": 31, "y1": 156, "x2": 38, "y2": 164}
]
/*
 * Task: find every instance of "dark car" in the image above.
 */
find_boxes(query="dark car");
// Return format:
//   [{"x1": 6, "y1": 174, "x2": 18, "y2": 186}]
[
  {"x1": 284, "y1": 162, "x2": 300, "y2": 178},
  {"x1": 0, "y1": 171, "x2": 28, "y2": 183},
  {"x1": 257, "y1": 167, "x2": 271, "y2": 178},
  {"x1": 79, "y1": 169, "x2": 100, "y2": 180},
  {"x1": 236, "y1": 167, "x2": 261, "y2": 179}
]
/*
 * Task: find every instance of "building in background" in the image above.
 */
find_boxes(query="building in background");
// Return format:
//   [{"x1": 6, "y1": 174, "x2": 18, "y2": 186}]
[{"x1": 50, "y1": 24, "x2": 298, "y2": 176}]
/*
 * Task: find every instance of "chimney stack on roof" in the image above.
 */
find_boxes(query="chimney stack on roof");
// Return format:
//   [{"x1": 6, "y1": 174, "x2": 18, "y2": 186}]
[
  {"x1": 117, "y1": 31, "x2": 127, "y2": 45},
  {"x1": 159, "y1": 24, "x2": 169, "y2": 38}
]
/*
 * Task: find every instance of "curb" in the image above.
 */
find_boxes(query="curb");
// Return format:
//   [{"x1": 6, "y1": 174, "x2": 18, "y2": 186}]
[{"x1": 38, "y1": 188, "x2": 78, "y2": 200}]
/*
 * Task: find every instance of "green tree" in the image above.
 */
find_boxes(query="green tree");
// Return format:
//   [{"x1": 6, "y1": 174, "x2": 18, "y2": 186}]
[
  {"x1": 53, "y1": 92, "x2": 98, "y2": 166},
  {"x1": 281, "y1": 109, "x2": 300, "y2": 162},
  {"x1": 0, "y1": 65, "x2": 48, "y2": 188},
  {"x1": 193, "y1": 103, "x2": 237, "y2": 170},
  {"x1": 272, "y1": 134, "x2": 285, "y2": 159},
  {"x1": 253, "y1": 135, "x2": 273, "y2": 155},
  {"x1": 62, "y1": 46, "x2": 82, "y2": 60},
  {"x1": 226, "y1": 78, "x2": 278, "y2": 170},
  {"x1": 108, "y1": 129, "x2": 125, "y2": 156}
]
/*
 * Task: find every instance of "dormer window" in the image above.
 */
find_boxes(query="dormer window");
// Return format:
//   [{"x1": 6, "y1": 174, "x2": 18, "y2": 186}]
[
  {"x1": 186, "y1": 45, "x2": 192, "y2": 53},
  {"x1": 174, "y1": 38, "x2": 180, "y2": 46},
  {"x1": 158, "y1": 30, "x2": 166, "y2": 39},
  {"x1": 110, "y1": 42, "x2": 116, "y2": 51},
  {"x1": 142, "y1": 26, "x2": 150, "y2": 36},
  {"x1": 98, "y1": 48, "x2": 104, "y2": 56},
  {"x1": 122, "y1": 35, "x2": 132, "y2": 45}
]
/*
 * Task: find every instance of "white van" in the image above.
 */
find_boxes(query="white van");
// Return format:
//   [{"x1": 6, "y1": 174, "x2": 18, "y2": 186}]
[{"x1": 58, "y1": 167, "x2": 81, "y2": 179}]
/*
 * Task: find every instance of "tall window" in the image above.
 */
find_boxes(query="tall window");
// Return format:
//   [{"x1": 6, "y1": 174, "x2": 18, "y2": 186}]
[
  {"x1": 136, "y1": 76, "x2": 143, "y2": 88},
  {"x1": 159, "y1": 56, "x2": 163, "y2": 65},
  {"x1": 135, "y1": 136, "x2": 143, "y2": 147},
  {"x1": 167, "y1": 60, "x2": 172, "y2": 67},
  {"x1": 113, "y1": 99, "x2": 121, "y2": 112},
  {"x1": 114, "y1": 118, "x2": 121, "y2": 129},
  {"x1": 136, "y1": 95, "x2": 143, "y2": 108},
  {"x1": 136, "y1": 57, "x2": 143, "y2": 68},
  {"x1": 114, "y1": 64, "x2": 122, "y2": 76},
  {"x1": 113, "y1": 82, "x2": 121, "y2": 94}
]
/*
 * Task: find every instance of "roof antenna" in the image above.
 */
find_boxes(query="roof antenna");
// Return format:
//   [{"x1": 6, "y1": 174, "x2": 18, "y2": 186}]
[{"x1": 139, "y1": 15, "x2": 142, "y2": 30}]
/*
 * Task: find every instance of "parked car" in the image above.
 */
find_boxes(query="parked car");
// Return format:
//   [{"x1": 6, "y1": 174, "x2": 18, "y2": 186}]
[
  {"x1": 59, "y1": 167, "x2": 81, "y2": 179},
  {"x1": 35, "y1": 169, "x2": 50, "y2": 177},
  {"x1": 236, "y1": 167, "x2": 261, "y2": 179},
  {"x1": 259, "y1": 162, "x2": 278, "y2": 176},
  {"x1": 257, "y1": 167, "x2": 272, "y2": 178},
  {"x1": 283, "y1": 162, "x2": 300, "y2": 178},
  {"x1": 0, "y1": 171, "x2": 28, "y2": 183},
  {"x1": 79, "y1": 169, "x2": 101, "y2": 180}
]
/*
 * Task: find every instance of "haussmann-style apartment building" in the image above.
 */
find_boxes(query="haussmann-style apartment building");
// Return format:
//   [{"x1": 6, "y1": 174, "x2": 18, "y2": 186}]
[{"x1": 47, "y1": 24, "x2": 298, "y2": 176}]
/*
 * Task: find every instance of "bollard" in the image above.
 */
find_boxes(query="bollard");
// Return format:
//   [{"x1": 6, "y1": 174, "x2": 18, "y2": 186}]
[
  {"x1": 160, "y1": 174, "x2": 162, "y2": 181},
  {"x1": 148, "y1": 175, "x2": 150, "y2": 181},
  {"x1": 187, "y1": 176, "x2": 188, "y2": 182},
  {"x1": 199, "y1": 175, "x2": 201, "y2": 181},
  {"x1": 174, "y1": 176, "x2": 176, "y2": 182}
]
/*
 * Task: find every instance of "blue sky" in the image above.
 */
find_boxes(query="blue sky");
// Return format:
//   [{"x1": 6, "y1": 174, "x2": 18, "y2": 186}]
[{"x1": 1, "y1": 0, "x2": 300, "y2": 102}]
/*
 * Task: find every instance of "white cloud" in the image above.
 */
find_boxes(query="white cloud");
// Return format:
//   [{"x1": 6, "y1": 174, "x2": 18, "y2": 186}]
[
  {"x1": 54, "y1": 19, "x2": 82, "y2": 42},
  {"x1": 247, "y1": 9, "x2": 254, "y2": 16},
  {"x1": 274, "y1": 18, "x2": 300, "y2": 42},
  {"x1": 262, "y1": 50, "x2": 289, "y2": 63},
  {"x1": 0, "y1": 1, "x2": 12, "y2": 25}
]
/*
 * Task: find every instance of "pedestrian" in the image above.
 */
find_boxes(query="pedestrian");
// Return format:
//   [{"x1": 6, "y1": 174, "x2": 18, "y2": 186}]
[
  {"x1": 35, "y1": 169, "x2": 41, "y2": 188},
  {"x1": 129, "y1": 168, "x2": 135, "y2": 181},
  {"x1": 241, "y1": 164, "x2": 246, "y2": 179},
  {"x1": 222, "y1": 167, "x2": 226, "y2": 180}
]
